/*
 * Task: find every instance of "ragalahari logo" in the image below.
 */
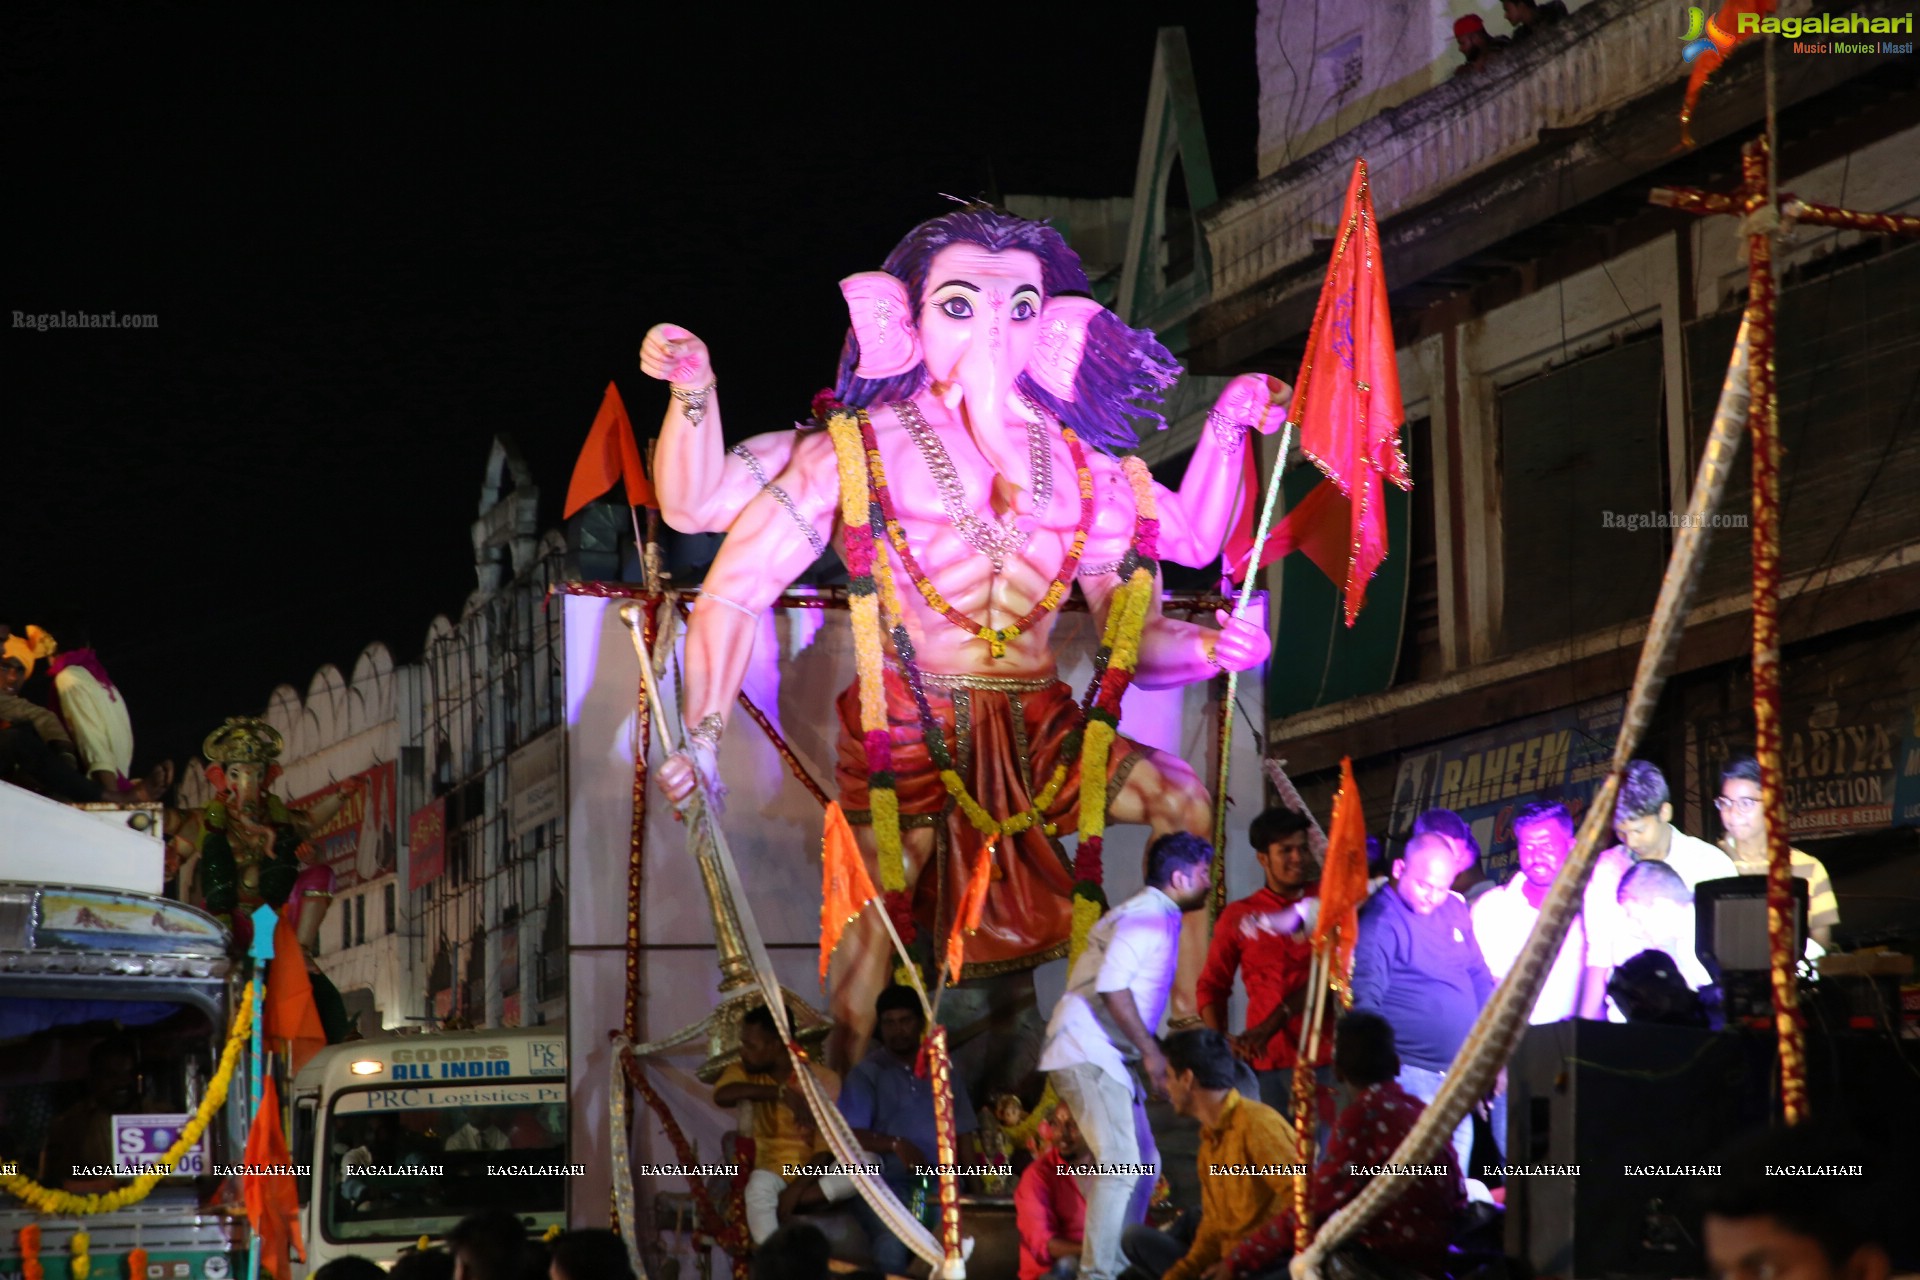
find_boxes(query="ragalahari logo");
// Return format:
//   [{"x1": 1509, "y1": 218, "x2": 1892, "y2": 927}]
[{"x1": 1681, "y1": 6, "x2": 1716, "y2": 60}]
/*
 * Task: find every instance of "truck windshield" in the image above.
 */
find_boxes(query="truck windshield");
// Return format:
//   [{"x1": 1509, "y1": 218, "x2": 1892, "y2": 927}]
[
  {"x1": 0, "y1": 996, "x2": 222, "y2": 1196},
  {"x1": 322, "y1": 1091, "x2": 568, "y2": 1242}
]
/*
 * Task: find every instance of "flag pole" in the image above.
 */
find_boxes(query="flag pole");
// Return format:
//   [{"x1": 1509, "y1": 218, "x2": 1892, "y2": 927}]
[{"x1": 1210, "y1": 417, "x2": 1294, "y2": 918}]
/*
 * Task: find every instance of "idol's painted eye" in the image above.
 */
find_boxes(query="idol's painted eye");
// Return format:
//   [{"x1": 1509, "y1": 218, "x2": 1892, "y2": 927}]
[
  {"x1": 939, "y1": 296, "x2": 974, "y2": 319},
  {"x1": 1011, "y1": 298, "x2": 1038, "y2": 321}
]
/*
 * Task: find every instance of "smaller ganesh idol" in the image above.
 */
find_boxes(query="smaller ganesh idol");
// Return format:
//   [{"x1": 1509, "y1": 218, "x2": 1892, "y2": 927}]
[{"x1": 186, "y1": 716, "x2": 354, "y2": 952}]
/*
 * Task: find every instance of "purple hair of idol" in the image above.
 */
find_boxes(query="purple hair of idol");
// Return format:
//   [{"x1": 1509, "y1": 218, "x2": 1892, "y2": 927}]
[{"x1": 832, "y1": 207, "x2": 1183, "y2": 455}]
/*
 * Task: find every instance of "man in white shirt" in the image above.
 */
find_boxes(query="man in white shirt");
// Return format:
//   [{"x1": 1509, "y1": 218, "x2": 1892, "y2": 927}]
[
  {"x1": 1580, "y1": 760, "x2": 1735, "y2": 1017},
  {"x1": 1472, "y1": 801, "x2": 1588, "y2": 1025},
  {"x1": 1039, "y1": 832, "x2": 1213, "y2": 1280}
]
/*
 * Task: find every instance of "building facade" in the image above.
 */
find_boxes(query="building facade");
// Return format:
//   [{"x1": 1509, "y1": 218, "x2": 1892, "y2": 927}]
[
  {"x1": 177, "y1": 435, "x2": 574, "y2": 1031},
  {"x1": 1094, "y1": 5, "x2": 1918, "y2": 933}
]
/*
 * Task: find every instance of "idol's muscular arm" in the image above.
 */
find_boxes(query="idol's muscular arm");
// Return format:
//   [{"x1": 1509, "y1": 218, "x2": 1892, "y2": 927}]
[
  {"x1": 639, "y1": 323, "x2": 801, "y2": 533},
  {"x1": 1153, "y1": 373, "x2": 1291, "y2": 568},
  {"x1": 1078, "y1": 563, "x2": 1271, "y2": 691},
  {"x1": 656, "y1": 432, "x2": 839, "y2": 804}
]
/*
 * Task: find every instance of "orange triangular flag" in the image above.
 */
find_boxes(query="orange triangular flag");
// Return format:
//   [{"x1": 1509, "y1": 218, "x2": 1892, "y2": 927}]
[
  {"x1": 563, "y1": 381, "x2": 655, "y2": 519},
  {"x1": 820, "y1": 802, "x2": 880, "y2": 985},
  {"x1": 243, "y1": 1074, "x2": 306, "y2": 1280},
  {"x1": 947, "y1": 840, "x2": 995, "y2": 984},
  {"x1": 1312, "y1": 757, "x2": 1371, "y2": 985},
  {"x1": 1294, "y1": 159, "x2": 1409, "y2": 625},
  {"x1": 263, "y1": 918, "x2": 327, "y2": 1077}
]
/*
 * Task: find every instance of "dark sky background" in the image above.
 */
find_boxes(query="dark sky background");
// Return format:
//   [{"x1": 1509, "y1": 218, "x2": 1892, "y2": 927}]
[{"x1": 6, "y1": 5, "x2": 1258, "y2": 778}]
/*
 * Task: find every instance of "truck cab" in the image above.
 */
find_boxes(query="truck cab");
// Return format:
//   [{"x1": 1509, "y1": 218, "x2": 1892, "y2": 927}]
[{"x1": 291, "y1": 1027, "x2": 570, "y2": 1272}]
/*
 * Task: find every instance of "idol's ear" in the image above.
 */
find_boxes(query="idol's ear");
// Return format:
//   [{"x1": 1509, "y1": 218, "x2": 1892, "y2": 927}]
[
  {"x1": 1027, "y1": 295, "x2": 1105, "y2": 401},
  {"x1": 839, "y1": 271, "x2": 921, "y2": 379}
]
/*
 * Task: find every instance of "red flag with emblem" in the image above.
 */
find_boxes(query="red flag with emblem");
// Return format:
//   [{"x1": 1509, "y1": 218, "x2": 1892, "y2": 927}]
[{"x1": 1292, "y1": 158, "x2": 1409, "y2": 625}]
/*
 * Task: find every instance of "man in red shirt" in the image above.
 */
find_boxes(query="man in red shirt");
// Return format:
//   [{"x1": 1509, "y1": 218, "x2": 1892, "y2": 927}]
[
  {"x1": 1226, "y1": 1013, "x2": 1465, "y2": 1279},
  {"x1": 1196, "y1": 808, "x2": 1333, "y2": 1130},
  {"x1": 1015, "y1": 1102, "x2": 1089, "y2": 1280}
]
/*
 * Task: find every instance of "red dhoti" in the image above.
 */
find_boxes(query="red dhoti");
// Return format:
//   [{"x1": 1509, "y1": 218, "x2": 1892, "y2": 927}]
[{"x1": 835, "y1": 668, "x2": 1145, "y2": 976}]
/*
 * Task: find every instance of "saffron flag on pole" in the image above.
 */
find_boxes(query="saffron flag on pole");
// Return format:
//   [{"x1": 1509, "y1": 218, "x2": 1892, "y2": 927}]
[
  {"x1": 947, "y1": 839, "x2": 995, "y2": 984},
  {"x1": 1680, "y1": 0, "x2": 1776, "y2": 146},
  {"x1": 1312, "y1": 757, "x2": 1371, "y2": 987},
  {"x1": 820, "y1": 801, "x2": 879, "y2": 985},
  {"x1": 263, "y1": 917, "x2": 327, "y2": 1077},
  {"x1": 563, "y1": 381, "x2": 655, "y2": 518},
  {"x1": 1222, "y1": 444, "x2": 1356, "y2": 591},
  {"x1": 242, "y1": 1073, "x2": 306, "y2": 1280},
  {"x1": 1292, "y1": 158, "x2": 1409, "y2": 625}
]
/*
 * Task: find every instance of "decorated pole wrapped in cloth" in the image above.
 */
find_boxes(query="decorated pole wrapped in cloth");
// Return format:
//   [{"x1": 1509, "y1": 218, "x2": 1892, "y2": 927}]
[{"x1": 1651, "y1": 137, "x2": 1920, "y2": 1126}]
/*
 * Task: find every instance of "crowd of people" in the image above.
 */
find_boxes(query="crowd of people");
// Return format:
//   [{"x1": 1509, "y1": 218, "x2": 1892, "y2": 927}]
[
  {"x1": 1452, "y1": 0, "x2": 1571, "y2": 76},
  {"x1": 716, "y1": 754, "x2": 1846, "y2": 1280},
  {"x1": 310, "y1": 1212, "x2": 636, "y2": 1280},
  {"x1": 0, "y1": 619, "x2": 172, "y2": 804}
]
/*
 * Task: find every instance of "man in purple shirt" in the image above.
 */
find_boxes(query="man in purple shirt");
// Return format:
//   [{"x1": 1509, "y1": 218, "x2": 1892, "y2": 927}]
[{"x1": 1351, "y1": 832, "x2": 1495, "y2": 1184}]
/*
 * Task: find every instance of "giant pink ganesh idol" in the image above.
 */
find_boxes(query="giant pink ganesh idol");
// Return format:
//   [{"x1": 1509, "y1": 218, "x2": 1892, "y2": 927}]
[{"x1": 641, "y1": 206, "x2": 1287, "y2": 1066}]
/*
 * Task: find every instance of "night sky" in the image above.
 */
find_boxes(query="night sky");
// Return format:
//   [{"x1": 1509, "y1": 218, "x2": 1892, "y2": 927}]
[{"x1": 7, "y1": 5, "x2": 1258, "y2": 777}]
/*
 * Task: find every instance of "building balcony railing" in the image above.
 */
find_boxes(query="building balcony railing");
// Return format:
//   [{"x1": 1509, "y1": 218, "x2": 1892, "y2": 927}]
[{"x1": 1207, "y1": 0, "x2": 1683, "y2": 304}]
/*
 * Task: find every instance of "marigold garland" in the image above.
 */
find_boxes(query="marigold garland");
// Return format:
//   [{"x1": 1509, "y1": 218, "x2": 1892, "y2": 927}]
[
  {"x1": 18, "y1": 1224, "x2": 41, "y2": 1280},
  {"x1": 69, "y1": 1229, "x2": 88, "y2": 1280},
  {"x1": 820, "y1": 396, "x2": 1166, "y2": 997},
  {"x1": 827, "y1": 409, "x2": 907, "y2": 893},
  {"x1": 1, "y1": 983, "x2": 255, "y2": 1217},
  {"x1": 861, "y1": 410, "x2": 1095, "y2": 659}
]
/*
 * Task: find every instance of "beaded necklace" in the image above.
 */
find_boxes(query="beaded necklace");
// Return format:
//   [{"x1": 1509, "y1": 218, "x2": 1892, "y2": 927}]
[{"x1": 863, "y1": 405, "x2": 1094, "y2": 660}]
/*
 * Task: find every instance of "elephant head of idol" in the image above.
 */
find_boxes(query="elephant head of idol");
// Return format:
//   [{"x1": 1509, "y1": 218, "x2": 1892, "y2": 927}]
[{"x1": 833, "y1": 206, "x2": 1183, "y2": 483}]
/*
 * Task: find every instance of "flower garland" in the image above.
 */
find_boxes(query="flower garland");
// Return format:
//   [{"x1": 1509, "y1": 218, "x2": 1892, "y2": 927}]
[
  {"x1": 822, "y1": 398, "x2": 1161, "y2": 981},
  {"x1": 17, "y1": 1224, "x2": 40, "y2": 1280},
  {"x1": 859, "y1": 410, "x2": 1095, "y2": 660},
  {"x1": 69, "y1": 1229, "x2": 88, "y2": 1280},
  {"x1": 2, "y1": 983, "x2": 255, "y2": 1216}
]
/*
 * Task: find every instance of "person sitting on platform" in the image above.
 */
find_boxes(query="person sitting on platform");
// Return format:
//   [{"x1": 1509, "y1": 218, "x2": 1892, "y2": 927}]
[
  {"x1": 1717, "y1": 755, "x2": 1840, "y2": 951},
  {"x1": 1017, "y1": 1102, "x2": 1089, "y2": 1280},
  {"x1": 1119, "y1": 1028, "x2": 1301, "y2": 1280},
  {"x1": 1703, "y1": 1126, "x2": 1895, "y2": 1280},
  {"x1": 1581, "y1": 760, "x2": 1736, "y2": 1017},
  {"x1": 1471, "y1": 802, "x2": 1588, "y2": 1026},
  {"x1": 713, "y1": 1003, "x2": 851, "y2": 1246},
  {"x1": 1039, "y1": 831, "x2": 1215, "y2": 1280},
  {"x1": 1, "y1": 637, "x2": 166, "y2": 803},
  {"x1": 1228, "y1": 1013, "x2": 1467, "y2": 1280},
  {"x1": 1350, "y1": 831, "x2": 1495, "y2": 1190},
  {"x1": 838, "y1": 983, "x2": 978, "y2": 1275},
  {"x1": 1197, "y1": 806, "x2": 1334, "y2": 1120}
]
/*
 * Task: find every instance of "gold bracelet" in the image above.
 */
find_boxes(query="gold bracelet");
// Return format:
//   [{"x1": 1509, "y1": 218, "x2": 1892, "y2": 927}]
[{"x1": 670, "y1": 377, "x2": 717, "y2": 428}]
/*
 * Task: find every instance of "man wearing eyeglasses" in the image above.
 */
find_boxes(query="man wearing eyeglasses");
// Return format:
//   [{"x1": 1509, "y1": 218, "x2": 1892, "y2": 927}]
[{"x1": 1716, "y1": 755, "x2": 1839, "y2": 950}]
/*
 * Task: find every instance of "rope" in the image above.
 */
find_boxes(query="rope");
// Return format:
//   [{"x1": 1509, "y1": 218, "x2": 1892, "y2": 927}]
[{"x1": 608, "y1": 1036, "x2": 653, "y2": 1280}]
